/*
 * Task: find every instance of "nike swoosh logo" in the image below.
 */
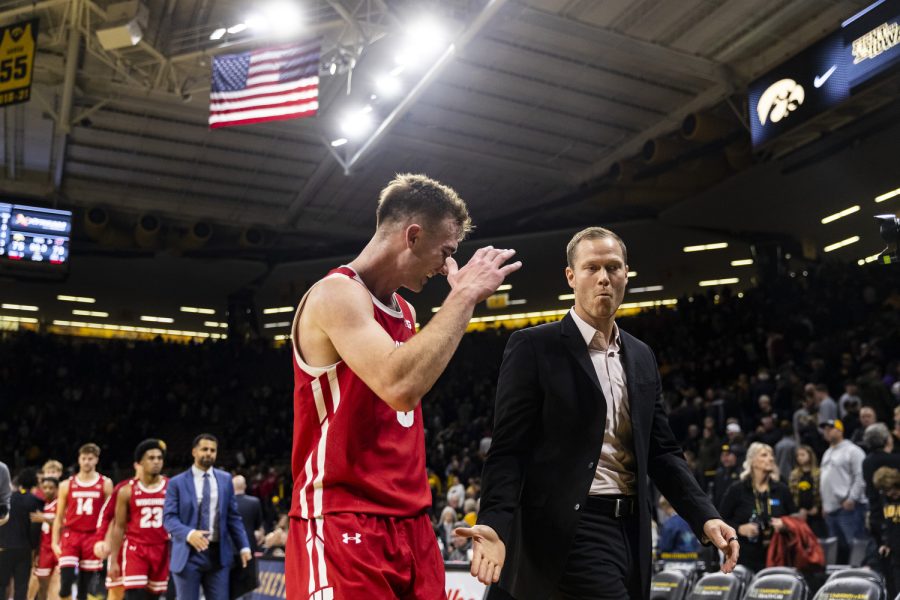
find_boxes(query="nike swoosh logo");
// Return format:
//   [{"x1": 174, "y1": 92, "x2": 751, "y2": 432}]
[{"x1": 814, "y1": 65, "x2": 837, "y2": 88}]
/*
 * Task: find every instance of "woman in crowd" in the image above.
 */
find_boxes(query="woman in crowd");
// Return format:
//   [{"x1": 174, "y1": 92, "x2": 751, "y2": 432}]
[
  {"x1": 720, "y1": 442, "x2": 797, "y2": 572},
  {"x1": 789, "y1": 445, "x2": 827, "y2": 537}
]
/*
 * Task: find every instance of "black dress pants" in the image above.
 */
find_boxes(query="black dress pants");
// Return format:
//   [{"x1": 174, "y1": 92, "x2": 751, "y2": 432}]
[
  {"x1": 552, "y1": 501, "x2": 641, "y2": 600},
  {"x1": 0, "y1": 547, "x2": 32, "y2": 600}
]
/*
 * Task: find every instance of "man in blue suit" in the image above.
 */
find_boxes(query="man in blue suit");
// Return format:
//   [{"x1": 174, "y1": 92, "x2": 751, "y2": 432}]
[{"x1": 163, "y1": 434, "x2": 251, "y2": 600}]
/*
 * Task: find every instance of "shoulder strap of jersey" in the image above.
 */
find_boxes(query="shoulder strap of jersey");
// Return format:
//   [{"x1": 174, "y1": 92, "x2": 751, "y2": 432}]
[{"x1": 394, "y1": 294, "x2": 415, "y2": 330}]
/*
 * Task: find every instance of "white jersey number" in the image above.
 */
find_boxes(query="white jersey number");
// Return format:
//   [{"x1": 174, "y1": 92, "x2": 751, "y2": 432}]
[
  {"x1": 139, "y1": 506, "x2": 163, "y2": 528},
  {"x1": 75, "y1": 497, "x2": 93, "y2": 515}
]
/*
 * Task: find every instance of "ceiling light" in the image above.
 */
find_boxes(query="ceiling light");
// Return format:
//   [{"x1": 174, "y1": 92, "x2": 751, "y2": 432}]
[
  {"x1": 0, "y1": 315, "x2": 37, "y2": 323},
  {"x1": 629, "y1": 285, "x2": 663, "y2": 293},
  {"x1": 823, "y1": 236, "x2": 860, "y2": 252},
  {"x1": 340, "y1": 110, "x2": 373, "y2": 138},
  {"x1": 683, "y1": 242, "x2": 729, "y2": 253},
  {"x1": 181, "y1": 306, "x2": 215, "y2": 314},
  {"x1": 375, "y1": 75, "x2": 402, "y2": 97},
  {"x1": 209, "y1": 28, "x2": 226, "y2": 40},
  {"x1": 263, "y1": 306, "x2": 293, "y2": 314},
  {"x1": 731, "y1": 259, "x2": 754, "y2": 266},
  {"x1": 699, "y1": 278, "x2": 740, "y2": 287},
  {"x1": 140, "y1": 315, "x2": 174, "y2": 323},
  {"x1": 627, "y1": 271, "x2": 637, "y2": 278},
  {"x1": 1, "y1": 303, "x2": 38, "y2": 311},
  {"x1": 875, "y1": 187, "x2": 900, "y2": 203},
  {"x1": 57, "y1": 295, "x2": 95, "y2": 303},
  {"x1": 227, "y1": 23, "x2": 247, "y2": 34},
  {"x1": 262, "y1": 2, "x2": 304, "y2": 37},
  {"x1": 204, "y1": 321, "x2": 228, "y2": 328},
  {"x1": 245, "y1": 14, "x2": 267, "y2": 29},
  {"x1": 331, "y1": 138, "x2": 348, "y2": 147},
  {"x1": 263, "y1": 321, "x2": 290, "y2": 329},
  {"x1": 274, "y1": 334, "x2": 290, "y2": 341},
  {"x1": 73, "y1": 310, "x2": 108, "y2": 317},
  {"x1": 558, "y1": 293, "x2": 574, "y2": 301},
  {"x1": 497, "y1": 284, "x2": 512, "y2": 291},
  {"x1": 404, "y1": 17, "x2": 448, "y2": 57},
  {"x1": 821, "y1": 205, "x2": 860, "y2": 224}
]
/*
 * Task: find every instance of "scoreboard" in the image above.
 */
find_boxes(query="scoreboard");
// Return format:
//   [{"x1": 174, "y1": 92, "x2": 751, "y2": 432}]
[{"x1": 0, "y1": 202, "x2": 71, "y2": 267}]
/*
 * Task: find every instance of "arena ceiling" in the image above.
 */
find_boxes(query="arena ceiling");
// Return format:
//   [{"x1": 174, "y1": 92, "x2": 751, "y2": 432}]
[{"x1": 1, "y1": 0, "x2": 899, "y2": 326}]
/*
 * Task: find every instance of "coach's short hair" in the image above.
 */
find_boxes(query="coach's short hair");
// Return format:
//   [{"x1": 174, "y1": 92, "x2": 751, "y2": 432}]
[
  {"x1": 566, "y1": 226, "x2": 628, "y2": 268},
  {"x1": 376, "y1": 173, "x2": 472, "y2": 240},
  {"x1": 192, "y1": 433, "x2": 218, "y2": 448},
  {"x1": 78, "y1": 443, "x2": 101, "y2": 457}
]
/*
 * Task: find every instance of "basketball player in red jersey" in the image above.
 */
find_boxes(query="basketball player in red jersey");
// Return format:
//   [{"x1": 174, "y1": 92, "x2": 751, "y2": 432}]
[
  {"x1": 94, "y1": 465, "x2": 143, "y2": 600},
  {"x1": 287, "y1": 173, "x2": 521, "y2": 599},
  {"x1": 52, "y1": 443, "x2": 113, "y2": 600},
  {"x1": 108, "y1": 440, "x2": 170, "y2": 599},
  {"x1": 31, "y1": 476, "x2": 60, "y2": 600}
]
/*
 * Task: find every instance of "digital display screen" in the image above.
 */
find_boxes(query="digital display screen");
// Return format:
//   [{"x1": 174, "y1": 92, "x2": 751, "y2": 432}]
[
  {"x1": 0, "y1": 202, "x2": 71, "y2": 266},
  {"x1": 749, "y1": 0, "x2": 900, "y2": 147}
]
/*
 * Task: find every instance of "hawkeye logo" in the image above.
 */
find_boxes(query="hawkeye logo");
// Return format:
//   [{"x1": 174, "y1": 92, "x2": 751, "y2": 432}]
[{"x1": 756, "y1": 78, "x2": 805, "y2": 126}]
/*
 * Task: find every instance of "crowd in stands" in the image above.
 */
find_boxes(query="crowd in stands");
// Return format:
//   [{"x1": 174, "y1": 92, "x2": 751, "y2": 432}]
[{"x1": 2, "y1": 260, "x2": 900, "y2": 576}]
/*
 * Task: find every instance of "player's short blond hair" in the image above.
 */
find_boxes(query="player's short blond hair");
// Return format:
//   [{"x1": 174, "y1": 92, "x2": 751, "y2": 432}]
[
  {"x1": 78, "y1": 443, "x2": 101, "y2": 457},
  {"x1": 376, "y1": 174, "x2": 472, "y2": 240},
  {"x1": 41, "y1": 459, "x2": 63, "y2": 474}
]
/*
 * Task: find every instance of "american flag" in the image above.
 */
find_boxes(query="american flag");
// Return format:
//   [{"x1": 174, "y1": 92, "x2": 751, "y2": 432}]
[{"x1": 209, "y1": 39, "x2": 320, "y2": 129}]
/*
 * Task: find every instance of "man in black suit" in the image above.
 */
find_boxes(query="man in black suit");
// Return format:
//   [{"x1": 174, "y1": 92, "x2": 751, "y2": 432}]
[
  {"x1": 457, "y1": 227, "x2": 739, "y2": 600},
  {"x1": 231, "y1": 475, "x2": 262, "y2": 599}
]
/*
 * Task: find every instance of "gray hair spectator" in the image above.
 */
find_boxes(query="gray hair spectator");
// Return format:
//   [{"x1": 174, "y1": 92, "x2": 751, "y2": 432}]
[
  {"x1": 852, "y1": 406, "x2": 878, "y2": 448},
  {"x1": 863, "y1": 423, "x2": 900, "y2": 547},
  {"x1": 0, "y1": 461, "x2": 10, "y2": 526}
]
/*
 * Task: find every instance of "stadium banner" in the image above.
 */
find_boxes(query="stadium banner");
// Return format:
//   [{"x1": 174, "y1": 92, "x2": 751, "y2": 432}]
[
  {"x1": 249, "y1": 559, "x2": 488, "y2": 599},
  {"x1": 0, "y1": 18, "x2": 38, "y2": 107},
  {"x1": 748, "y1": 0, "x2": 900, "y2": 147}
]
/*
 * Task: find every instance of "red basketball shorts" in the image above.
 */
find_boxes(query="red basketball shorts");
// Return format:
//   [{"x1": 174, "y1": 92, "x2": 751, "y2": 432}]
[
  {"x1": 122, "y1": 541, "x2": 170, "y2": 594},
  {"x1": 59, "y1": 529, "x2": 103, "y2": 571},
  {"x1": 106, "y1": 544, "x2": 126, "y2": 589},
  {"x1": 34, "y1": 545, "x2": 58, "y2": 577},
  {"x1": 286, "y1": 512, "x2": 445, "y2": 600}
]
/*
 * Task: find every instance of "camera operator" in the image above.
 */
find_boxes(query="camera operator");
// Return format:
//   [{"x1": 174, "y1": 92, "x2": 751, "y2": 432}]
[{"x1": 720, "y1": 442, "x2": 798, "y2": 572}]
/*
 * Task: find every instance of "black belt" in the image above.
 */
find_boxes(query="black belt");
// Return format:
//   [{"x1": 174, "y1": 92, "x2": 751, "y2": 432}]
[{"x1": 585, "y1": 495, "x2": 638, "y2": 518}]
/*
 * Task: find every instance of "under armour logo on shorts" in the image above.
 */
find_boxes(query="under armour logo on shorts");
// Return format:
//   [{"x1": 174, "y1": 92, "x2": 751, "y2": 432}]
[
  {"x1": 404, "y1": 319, "x2": 412, "y2": 329},
  {"x1": 342, "y1": 533, "x2": 362, "y2": 544}
]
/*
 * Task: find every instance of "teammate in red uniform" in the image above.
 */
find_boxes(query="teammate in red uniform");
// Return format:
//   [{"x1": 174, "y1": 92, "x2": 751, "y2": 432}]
[
  {"x1": 31, "y1": 476, "x2": 60, "y2": 600},
  {"x1": 52, "y1": 443, "x2": 113, "y2": 600},
  {"x1": 95, "y1": 467, "x2": 141, "y2": 600},
  {"x1": 109, "y1": 440, "x2": 170, "y2": 599},
  {"x1": 288, "y1": 173, "x2": 520, "y2": 598}
]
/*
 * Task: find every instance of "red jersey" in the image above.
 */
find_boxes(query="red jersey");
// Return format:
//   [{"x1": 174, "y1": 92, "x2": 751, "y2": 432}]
[
  {"x1": 64, "y1": 474, "x2": 108, "y2": 532},
  {"x1": 290, "y1": 266, "x2": 430, "y2": 519},
  {"x1": 39, "y1": 499, "x2": 58, "y2": 551},
  {"x1": 125, "y1": 477, "x2": 169, "y2": 545},
  {"x1": 95, "y1": 479, "x2": 133, "y2": 542}
]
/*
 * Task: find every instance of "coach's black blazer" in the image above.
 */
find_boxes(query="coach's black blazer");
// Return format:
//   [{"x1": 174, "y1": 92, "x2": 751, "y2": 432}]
[{"x1": 477, "y1": 313, "x2": 719, "y2": 600}]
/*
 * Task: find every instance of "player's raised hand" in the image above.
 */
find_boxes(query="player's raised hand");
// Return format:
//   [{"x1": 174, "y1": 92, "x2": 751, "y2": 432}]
[
  {"x1": 454, "y1": 524, "x2": 505, "y2": 586},
  {"x1": 447, "y1": 246, "x2": 522, "y2": 303}
]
